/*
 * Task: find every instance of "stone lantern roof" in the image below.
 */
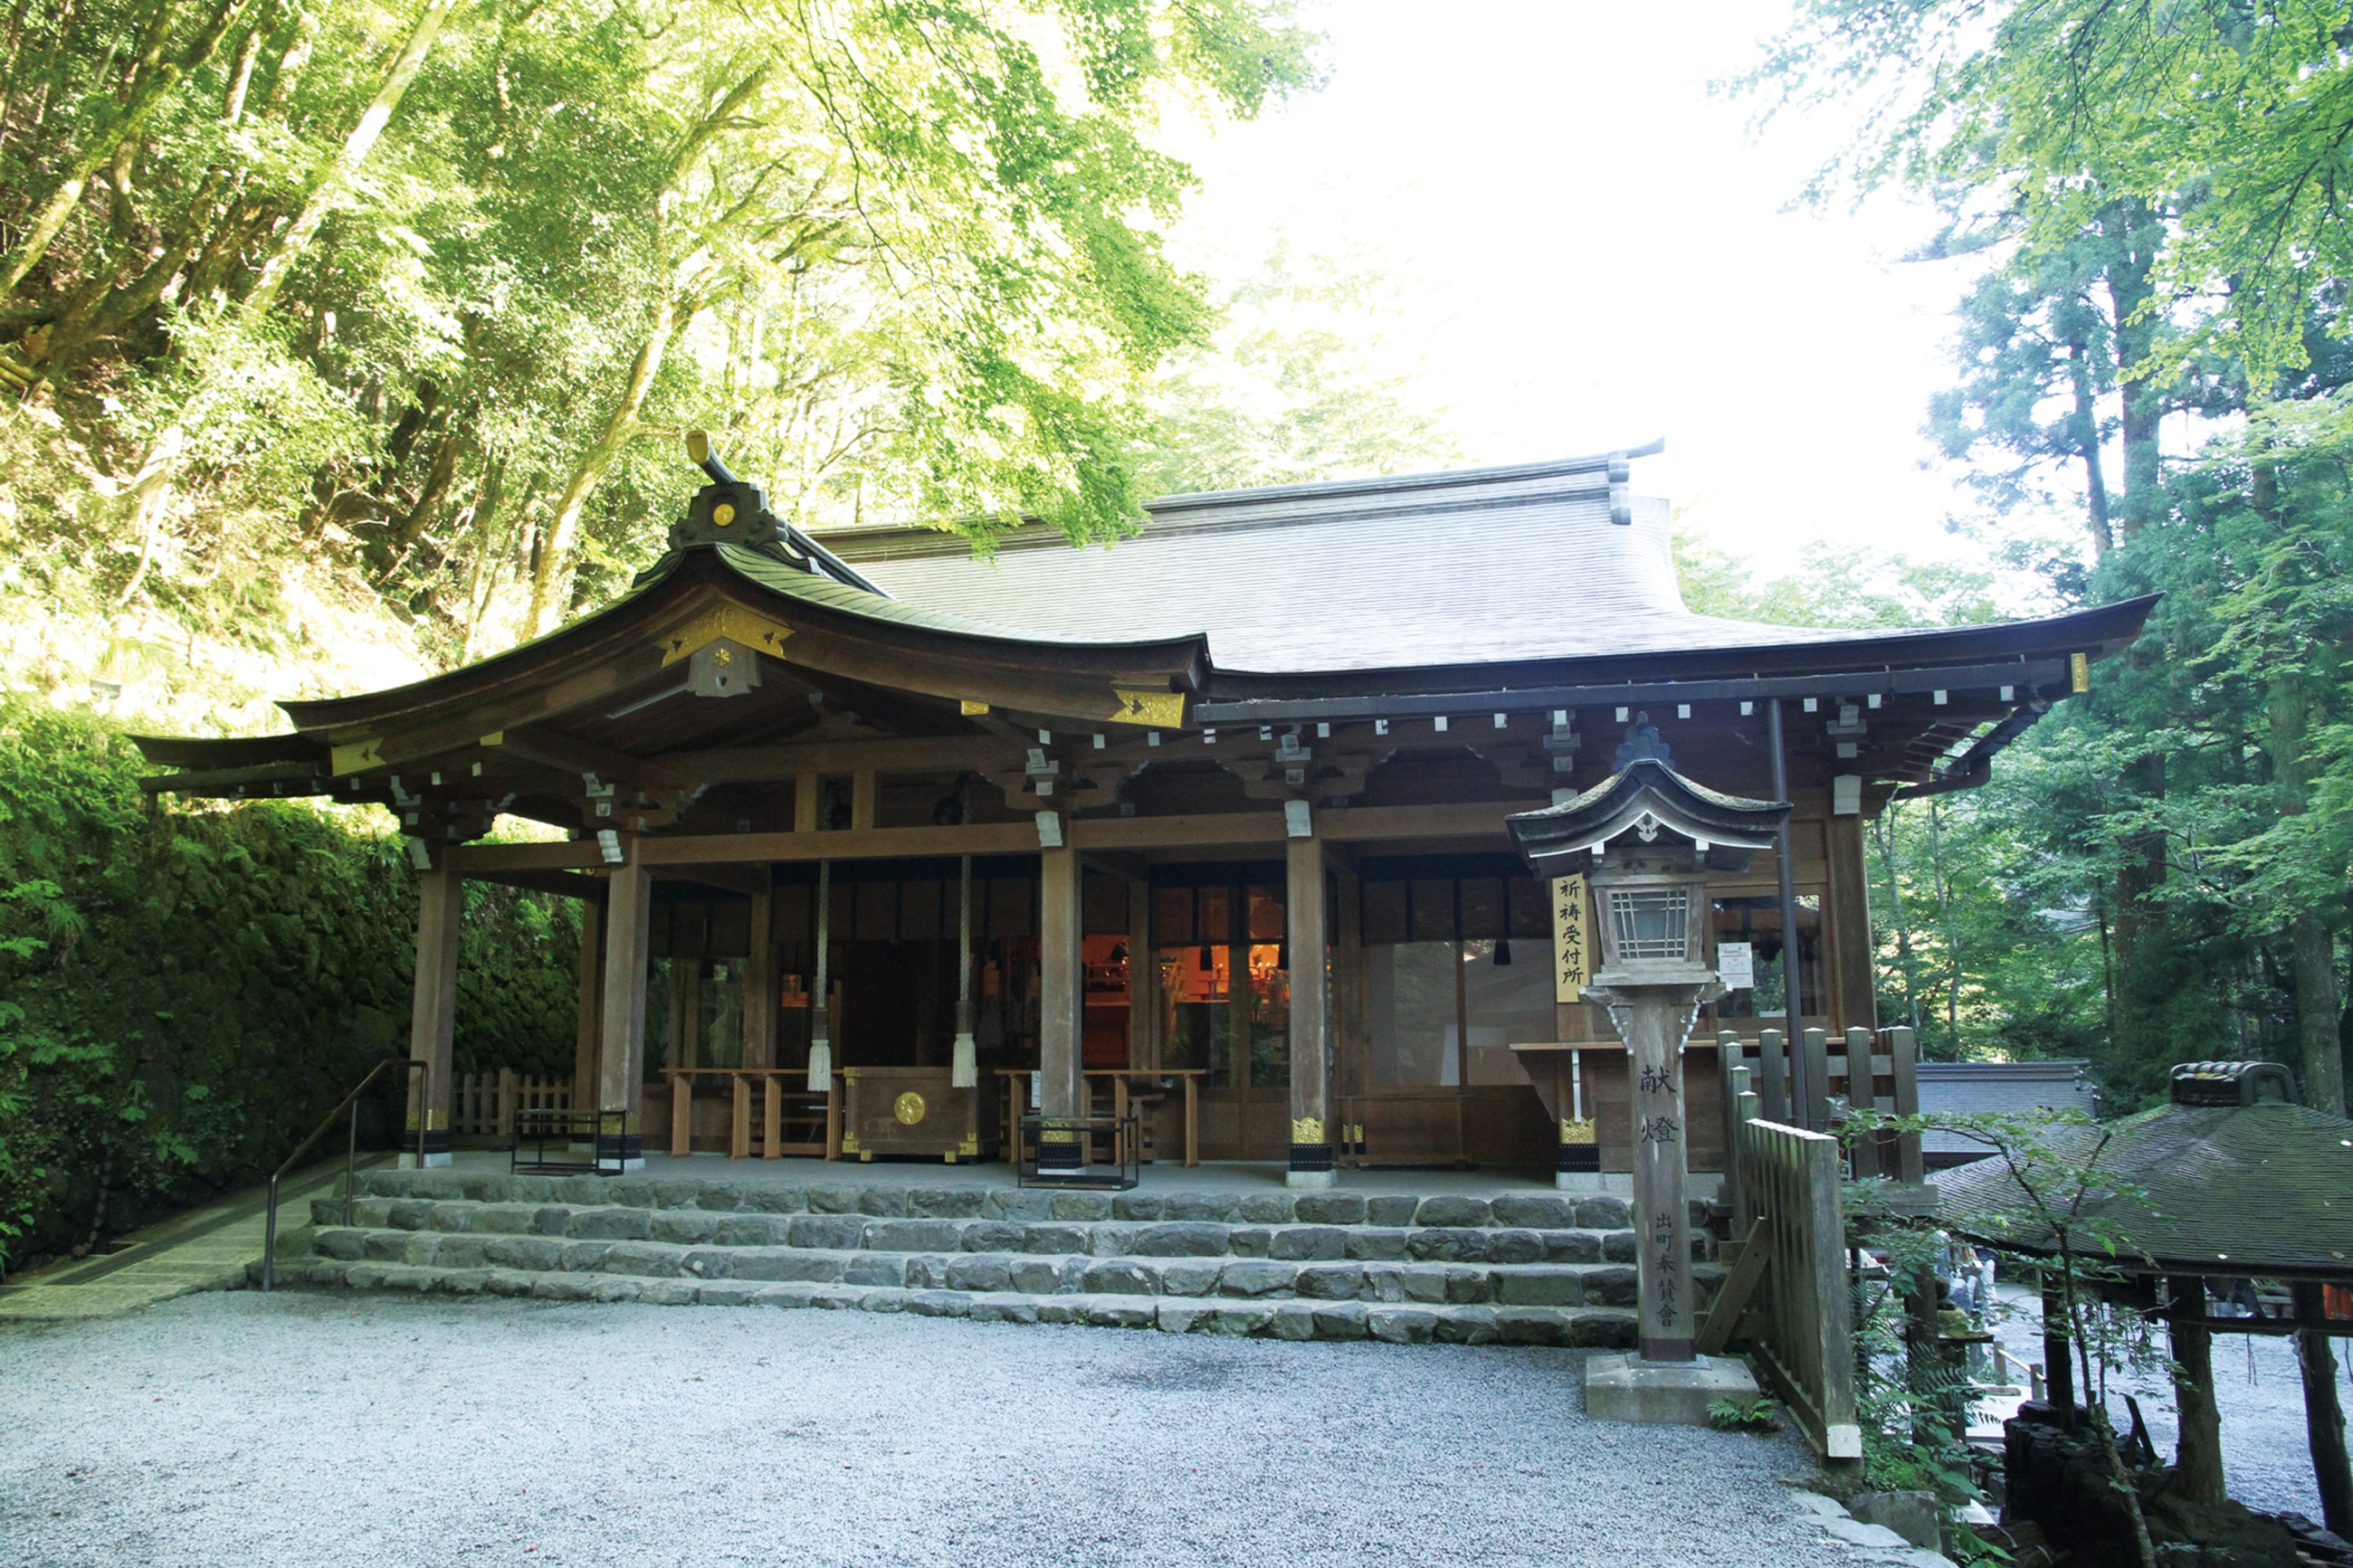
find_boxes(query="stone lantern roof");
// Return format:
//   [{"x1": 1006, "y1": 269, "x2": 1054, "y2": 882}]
[{"x1": 1505, "y1": 714, "x2": 1790, "y2": 875}]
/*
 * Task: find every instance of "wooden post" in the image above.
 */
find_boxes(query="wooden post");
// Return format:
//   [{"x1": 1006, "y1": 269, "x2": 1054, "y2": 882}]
[
  {"x1": 742, "y1": 884, "x2": 775, "y2": 1070},
  {"x1": 2295, "y1": 1280, "x2": 2353, "y2": 1535},
  {"x1": 1285, "y1": 832, "x2": 1333, "y2": 1187},
  {"x1": 1887, "y1": 1024, "x2": 1923, "y2": 1183},
  {"x1": 1038, "y1": 841, "x2": 1084, "y2": 1171},
  {"x1": 794, "y1": 770, "x2": 820, "y2": 833},
  {"x1": 1758, "y1": 1027, "x2": 1790, "y2": 1126},
  {"x1": 572, "y1": 893, "x2": 603, "y2": 1136},
  {"x1": 1824, "y1": 811, "x2": 1877, "y2": 1037},
  {"x1": 671, "y1": 1072, "x2": 693, "y2": 1156},
  {"x1": 951, "y1": 856, "x2": 978, "y2": 1088},
  {"x1": 1184, "y1": 1072, "x2": 1198, "y2": 1167},
  {"x1": 761, "y1": 1073, "x2": 782, "y2": 1159},
  {"x1": 2168, "y1": 1287, "x2": 2225, "y2": 1505},
  {"x1": 405, "y1": 861, "x2": 462, "y2": 1168},
  {"x1": 1801, "y1": 1027, "x2": 1833, "y2": 1136},
  {"x1": 497, "y1": 1067, "x2": 519, "y2": 1150},
  {"x1": 850, "y1": 769, "x2": 877, "y2": 831},
  {"x1": 597, "y1": 847, "x2": 653, "y2": 1169},
  {"x1": 1844, "y1": 1025, "x2": 1876, "y2": 1177},
  {"x1": 730, "y1": 1073, "x2": 751, "y2": 1159},
  {"x1": 1766, "y1": 700, "x2": 1807, "y2": 1117},
  {"x1": 1127, "y1": 877, "x2": 1157, "y2": 1071}
]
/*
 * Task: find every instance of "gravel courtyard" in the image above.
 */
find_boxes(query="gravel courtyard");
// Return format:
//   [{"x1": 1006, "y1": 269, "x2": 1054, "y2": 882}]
[{"x1": 0, "y1": 1291, "x2": 1903, "y2": 1568}]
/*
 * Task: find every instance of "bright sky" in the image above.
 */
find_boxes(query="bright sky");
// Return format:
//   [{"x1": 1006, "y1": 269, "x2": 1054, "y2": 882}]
[{"x1": 1161, "y1": 1, "x2": 1997, "y2": 578}]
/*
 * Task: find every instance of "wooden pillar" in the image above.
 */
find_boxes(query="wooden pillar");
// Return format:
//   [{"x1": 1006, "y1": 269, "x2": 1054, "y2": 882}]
[
  {"x1": 597, "y1": 848, "x2": 653, "y2": 1168},
  {"x1": 571, "y1": 892, "x2": 603, "y2": 1127},
  {"x1": 405, "y1": 861, "x2": 462, "y2": 1168},
  {"x1": 2295, "y1": 1280, "x2": 2353, "y2": 1535},
  {"x1": 742, "y1": 884, "x2": 775, "y2": 1070},
  {"x1": 1128, "y1": 877, "x2": 1157, "y2": 1071},
  {"x1": 793, "y1": 770, "x2": 820, "y2": 833},
  {"x1": 850, "y1": 769, "x2": 877, "y2": 831},
  {"x1": 2167, "y1": 1294, "x2": 2225, "y2": 1505},
  {"x1": 1286, "y1": 832, "x2": 1333, "y2": 1187},
  {"x1": 1824, "y1": 812, "x2": 1877, "y2": 1038},
  {"x1": 1038, "y1": 841, "x2": 1084, "y2": 1170}
]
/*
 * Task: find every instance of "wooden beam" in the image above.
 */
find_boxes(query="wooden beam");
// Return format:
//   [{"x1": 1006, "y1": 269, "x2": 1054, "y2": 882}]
[
  {"x1": 1696, "y1": 1239, "x2": 1771, "y2": 1355},
  {"x1": 636, "y1": 822, "x2": 1039, "y2": 867},
  {"x1": 1824, "y1": 813, "x2": 1877, "y2": 1036},
  {"x1": 451, "y1": 840, "x2": 604, "y2": 873},
  {"x1": 850, "y1": 769, "x2": 877, "y2": 831},
  {"x1": 652, "y1": 735, "x2": 1011, "y2": 784},
  {"x1": 470, "y1": 867, "x2": 607, "y2": 900},
  {"x1": 793, "y1": 770, "x2": 819, "y2": 833},
  {"x1": 495, "y1": 724, "x2": 650, "y2": 789}
]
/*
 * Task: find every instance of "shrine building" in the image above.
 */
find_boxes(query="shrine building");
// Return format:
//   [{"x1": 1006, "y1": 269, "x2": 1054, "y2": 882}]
[{"x1": 135, "y1": 442, "x2": 2154, "y2": 1184}]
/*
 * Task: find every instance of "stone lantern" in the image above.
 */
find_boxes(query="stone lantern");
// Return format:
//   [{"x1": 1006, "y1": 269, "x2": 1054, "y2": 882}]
[{"x1": 1508, "y1": 715, "x2": 1788, "y2": 1423}]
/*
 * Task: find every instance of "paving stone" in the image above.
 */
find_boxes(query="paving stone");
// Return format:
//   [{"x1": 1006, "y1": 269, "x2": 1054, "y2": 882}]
[
  {"x1": 1601, "y1": 1232, "x2": 1636, "y2": 1264},
  {"x1": 908, "y1": 1186, "x2": 987, "y2": 1219},
  {"x1": 1204, "y1": 1303, "x2": 1276, "y2": 1336},
  {"x1": 1007, "y1": 1259, "x2": 1064, "y2": 1295},
  {"x1": 1084, "y1": 1224, "x2": 1140, "y2": 1257},
  {"x1": 650, "y1": 1181, "x2": 702, "y2": 1210},
  {"x1": 1311, "y1": 1300, "x2": 1371, "y2": 1340},
  {"x1": 1049, "y1": 1193, "x2": 1112, "y2": 1222},
  {"x1": 1584, "y1": 1267, "x2": 1637, "y2": 1307},
  {"x1": 1407, "y1": 1228, "x2": 1490, "y2": 1263},
  {"x1": 387, "y1": 1201, "x2": 433, "y2": 1231},
  {"x1": 746, "y1": 1184, "x2": 807, "y2": 1214},
  {"x1": 708, "y1": 1216, "x2": 785, "y2": 1247},
  {"x1": 483, "y1": 1269, "x2": 538, "y2": 1297},
  {"x1": 1485, "y1": 1229, "x2": 1544, "y2": 1265},
  {"x1": 315, "y1": 1229, "x2": 367, "y2": 1262},
  {"x1": 652, "y1": 1212, "x2": 723, "y2": 1245},
  {"x1": 1218, "y1": 1260, "x2": 1296, "y2": 1297},
  {"x1": 1019, "y1": 1224, "x2": 1090, "y2": 1255},
  {"x1": 1294, "y1": 1263, "x2": 1366, "y2": 1300},
  {"x1": 1361, "y1": 1264, "x2": 1407, "y2": 1303},
  {"x1": 1495, "y1": 1268, "x2": 1584, "y2": 1307},
  {"x1": 786, "y1": 1215, "x2": 864, "y2": 1250},
  {"x1": 968, "y1": 1296, "x2": 1041, "y2": 1324},
  {"x1": 427, "y1": 1205, "x2": 472, "y2": 1232},
  {"x1": 1367, "y1": 1307, "x2": 1438, "y2": 1344},
  {"x1": 588, "y1": 1278, "x2": 644, "y2": 1303},
  {"x1": 606, "y1": 1179, "x2": 656, "y2": 1207},
  {"x1": 558, "y1": 1175, "x2": 612, "y2": 1205},
  {"x1": 1415, "y1": 1196, "x2": 1491, "y2": 1228},
  {"x1": 694, "y1": 1280, "x2": 765, "y2": 1307},
  {"x1": 530, "y1": 1207, "x2": 572, "y2": 1236},
  {"x1": 1163, "y1": 1193, "x2": 1240, "y2": 1223},
  {"x1": 1494, "y1": 1307, "x2": 1568, "y2": 1346},
  {"x1": 844, "y1": 1254, "x2": 908, "y2": 1288},
  {"x1": 568, "y1": 1208, "x2": 653, "y2": 1241},
  {"x1": 750, "y1": 1283, "x2": 819, "y2": 1309},
  {"x1": 1570, "y1": 1309, "x2": 1637, "y2": 1349},
  {"x1": 1268, "y1": 1226, "x2": 1347, "y2": 1262},
  {"x1": 690, "y1": 1182, "x2": 747, "y2": 1212},
  {"x1": 1081, "y1": 1260, "x2": 1158, "y2": 1296},
  {"x1": 506, "y1": 1176, "x2": 556, "y2": 1203},
  {"x1": 1443, "y1": 1266, "x2": 1492, "y2": 1305},
  {"x1": 1227, "y1": 1228, "x2": 1272, "y2": 1258},
  {"x1": 729, "y1": 1248, "x2": 848, "y2": 1284},
  {"x1": 531, "y1": 1274, "x2": 597, "y2": 1302},
  {"x1": 1110, "y1": 1193, "x2": 1165, "y2": 1221},
  {"x1": 1364, "y1": 1195, "x2": 1419, "y2": 1227},
  {"x1": 805, "y1": 1184, "x2": 867, "y2": 1215},
  {"x1": 559, "y1": 1241, "x2": 614, "y2": 1271},
  {"x1": 1541, "y1": 1230, "x2": 1604, "y2": 1264},
  {"x1": 1491, "y1": 1195, "x2": 1575, "y2": 1230},
  {"x1": 812, "y1": 1286, "x2": 872, "y2": 1310},
  {"x1": 1346, "y1": 1229, "x2": 1410, "y2": 1261},
  {"x1": 1126, "y1": 1222, "x2": 1229, "y2": 1258},
  {"x1": 983, "y1": 1190, "x2": 1056, "y2": 1221},
  {"x1": 945, "y1": 1256, "x2": 1014, "y2": 1293},
  {"x1": 906, "y1": 1290, "x2": 973, "y2": 1318},
  {"x1": 1574, "y1": 1197, "x2": 1632, "y2": 1229},
  {"x1": 1157, "y1": 1259, "x2": 1222, "y2": 1297},
  {"x1": 467, "y1": 1203, "x2": 547, "y2": 1236},
  {"x1": 1082, "y1": 1298, "x2": 1156, "y2": 1329},
  {"x1": 1155, "y1": 1302, "x2": 1208, "y2": 1333},
  {"x1": 1292, "y1": 1193, "x2": 1367, "y2": 1224},
  {"x1": 363, "y1": 1232, "x2": 434, "y2": 1264},
  {"x1": 433, "y1": 1237, "x2": 491, "y2": 1270},
  {"x1": 482, "y1": 1236, "x2": 563, "y2": 1271},
  {"x1": 1237, "y1": 1193, "x2": 1295, "y2": 1224},
  {"x1": 1435, "y1": 1306, "x2": 1499, "y2": 1345},
  {"x1": 956, "y1": 1221, "x2": 1024, "y2": 1253},
  {"x1": 1267, "y1": 1302, "x2": 1319, "y2": 1341},
  {"x1": 1398, "y1": 1268, "x2": 1448, "y2": 1306},
  {"x1": 862, "y1": 1220, "x2": 966, "y2": 1252}
]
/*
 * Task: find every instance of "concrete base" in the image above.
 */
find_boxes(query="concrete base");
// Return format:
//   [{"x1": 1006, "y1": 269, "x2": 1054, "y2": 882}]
[
  {"x1": 397, "y1": 1152, "x2": 453, "y2": 1169},
  {"x1": 1555, "y1": 1172, "x2": 1632, "y2": 1194},
  {"x1": 1285, "y1": 1169, "x2": 1337, "y2": 1189},
  {"x1": 1582, "y1": 1352, "x2": 1760, "y2": 1427}
]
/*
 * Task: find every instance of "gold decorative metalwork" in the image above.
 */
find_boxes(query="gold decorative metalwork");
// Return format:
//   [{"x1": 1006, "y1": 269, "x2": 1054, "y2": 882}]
[
  {"x1": 1291, "y1": 1116, "x2": 1326, "y2": 1145},
  {"x1": 958, "y1": 1133, "x2": 981, "y2": 1156},
  {"x1": 960, "y1": 698, "x2": 991, "y2": 716},
  {"x1": 1109, "y1": 688, "x2": 1185, "y2": 727},
  {"x1": 1559, "y1": 1117, "x2": 1596, "y2": 1146},
  {"x1": 712, "y1": 502, "x2": 737, "y2": 527},
  {"x1": 2070, "y1": 651, "x2": 2090, "y2": 692},
  {"x1": 657, "y1": 604, "x2": 795, "y2": 667},
  {"x1": 331, "y1": 736, "x2": 386, "y2": 775},
  {"x1": 841, "y1": 1132, "x2": 862, "y2": 1154},
  {"x1": 893, "y1": 1090, "x2": 928, "y2": 1126}
]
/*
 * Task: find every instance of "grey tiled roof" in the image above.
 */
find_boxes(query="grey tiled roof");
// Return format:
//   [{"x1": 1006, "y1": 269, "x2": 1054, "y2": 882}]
[{"x1": 817, "y1": 452, "x2": 1883, "y2": 675}]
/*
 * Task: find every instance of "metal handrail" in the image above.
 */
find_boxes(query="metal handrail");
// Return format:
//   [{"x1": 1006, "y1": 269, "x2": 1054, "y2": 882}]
[{"x1": 261, "y1": 1059, "x2": 430, "y2": 1292}]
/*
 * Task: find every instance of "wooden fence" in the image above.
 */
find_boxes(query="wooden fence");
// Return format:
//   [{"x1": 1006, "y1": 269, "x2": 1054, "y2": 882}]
[
  {"x1": 1717, "y1": 1025, "x2": 1923, "y2": 1183},
  {"x1": 1702, "y1": 1099, "x2": 1861, "y2": 1460},
  {"x1": 449, "y1": 1071, "x2": 574, "y2": 1140}
]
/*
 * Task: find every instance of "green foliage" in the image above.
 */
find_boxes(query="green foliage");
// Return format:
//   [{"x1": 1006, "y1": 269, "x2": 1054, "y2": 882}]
[
  {"x1": 0, "y1": 698, "x2": 576, "y2": 1275},
  {"x1": 1705, "y1": 1394, "x2": 1782, "y2": 1434}
]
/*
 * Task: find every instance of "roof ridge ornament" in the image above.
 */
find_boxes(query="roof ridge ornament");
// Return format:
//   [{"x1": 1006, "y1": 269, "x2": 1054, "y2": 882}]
[{"x1": 672, "y1": 431, "x2": 788, "y2": 554}]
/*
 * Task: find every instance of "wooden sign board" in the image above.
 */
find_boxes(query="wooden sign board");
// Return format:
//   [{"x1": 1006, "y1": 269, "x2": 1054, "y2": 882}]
[{"x1": 1551, "y1": 874, "x2": 1590, "y2": 1003}]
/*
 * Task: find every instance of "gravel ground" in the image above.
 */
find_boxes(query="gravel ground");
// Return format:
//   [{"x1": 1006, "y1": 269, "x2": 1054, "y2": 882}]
[
  {"x1": 1982, "y1": 1285, "x2": 2349, "y2": 1520},
  {"x1": 0, "y1": 1292, "x2": 1899, "y2": 1568}
]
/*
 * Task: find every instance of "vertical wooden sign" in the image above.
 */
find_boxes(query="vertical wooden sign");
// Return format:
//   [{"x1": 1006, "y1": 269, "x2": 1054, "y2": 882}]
[{"x1": 1551, "y1": 875, "x2": 1589, "y2": 1003}]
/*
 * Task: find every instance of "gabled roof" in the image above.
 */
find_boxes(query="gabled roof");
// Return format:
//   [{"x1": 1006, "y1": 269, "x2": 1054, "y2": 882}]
[
  {"x1": 1507, "y1": 724, "x2": 1791, "y2": 875},
  {"x1": 818, "y1": 447, "x2": 1914, "y2": 676}
]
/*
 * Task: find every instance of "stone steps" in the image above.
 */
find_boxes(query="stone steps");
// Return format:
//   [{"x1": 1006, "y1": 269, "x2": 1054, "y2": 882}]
[{"x1": 259, "y1": 1170, "x2": 1720, "y2": 1347}]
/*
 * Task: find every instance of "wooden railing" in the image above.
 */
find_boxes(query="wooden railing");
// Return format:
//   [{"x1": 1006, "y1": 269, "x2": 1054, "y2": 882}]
[
  {"x1": 450, "y1": 1071, "x2": 573, "y2": 1140},
  {"x1": 661, "y1": 1068, "x2": 832, "y2": 1159},
  {"x1": 1703, "y1": 1112, "x2": 1860, "y2": 1460},
  {"x1": 1716, "y1": 1025, "x2": 1923, "y2": 1183}
]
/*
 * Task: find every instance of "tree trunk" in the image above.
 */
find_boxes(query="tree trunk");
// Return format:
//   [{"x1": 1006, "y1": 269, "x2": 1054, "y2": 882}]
[
  {"x1": 2103, "y1": 198, "x2": 2162, "y2": 540},
  {"x1": 2294, "y1": 1282, "x2": 2353, "y2": 1536},
  {"x1": 0, "y1": 0, "x2": 252, "y2": 294},
  {"x1": 2168, "y1": 1311, "x2": 2225, "y2": 1505},
  {"x1": 527, "y1": 297, "x2": 681, "y2": 636},
  {"x1": 238, "y1": 0, "x2": 453, "y2": 318},
  {"x1": 2067, "y1": 337, "x2": 2112, "y2": 560}
]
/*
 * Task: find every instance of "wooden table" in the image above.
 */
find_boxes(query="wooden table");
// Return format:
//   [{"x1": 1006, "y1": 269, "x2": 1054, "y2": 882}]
[
  {"x1": 996, "y1": 1069, "x2": 1205, "y2": 1167},
  {"x1": 659, "y1": 1067, "x2": 828, "y2": 1159}
]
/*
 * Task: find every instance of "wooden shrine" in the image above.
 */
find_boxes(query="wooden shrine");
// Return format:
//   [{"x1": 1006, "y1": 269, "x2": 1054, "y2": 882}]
[{"x1": 135, "y1": 439, "x2": 2154, "y2": 1183}]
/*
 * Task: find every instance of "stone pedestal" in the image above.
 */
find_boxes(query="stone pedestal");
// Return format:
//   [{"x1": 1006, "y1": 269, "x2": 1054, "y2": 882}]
[{"x1": 1583, "y1": 1351, "x2": 1760, "y2": 1426}]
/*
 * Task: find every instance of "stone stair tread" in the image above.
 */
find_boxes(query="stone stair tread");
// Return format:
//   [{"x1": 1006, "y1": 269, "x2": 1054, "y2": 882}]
[{"x1": 251, "y1": 1256, "x2": 1642, "y2": 1345}]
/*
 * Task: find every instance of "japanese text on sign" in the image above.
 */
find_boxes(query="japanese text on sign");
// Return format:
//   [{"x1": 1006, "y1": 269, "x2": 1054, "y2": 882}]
[{"x1": 1551, "y1": 875, "x2": 1589, "y2": 1003}]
